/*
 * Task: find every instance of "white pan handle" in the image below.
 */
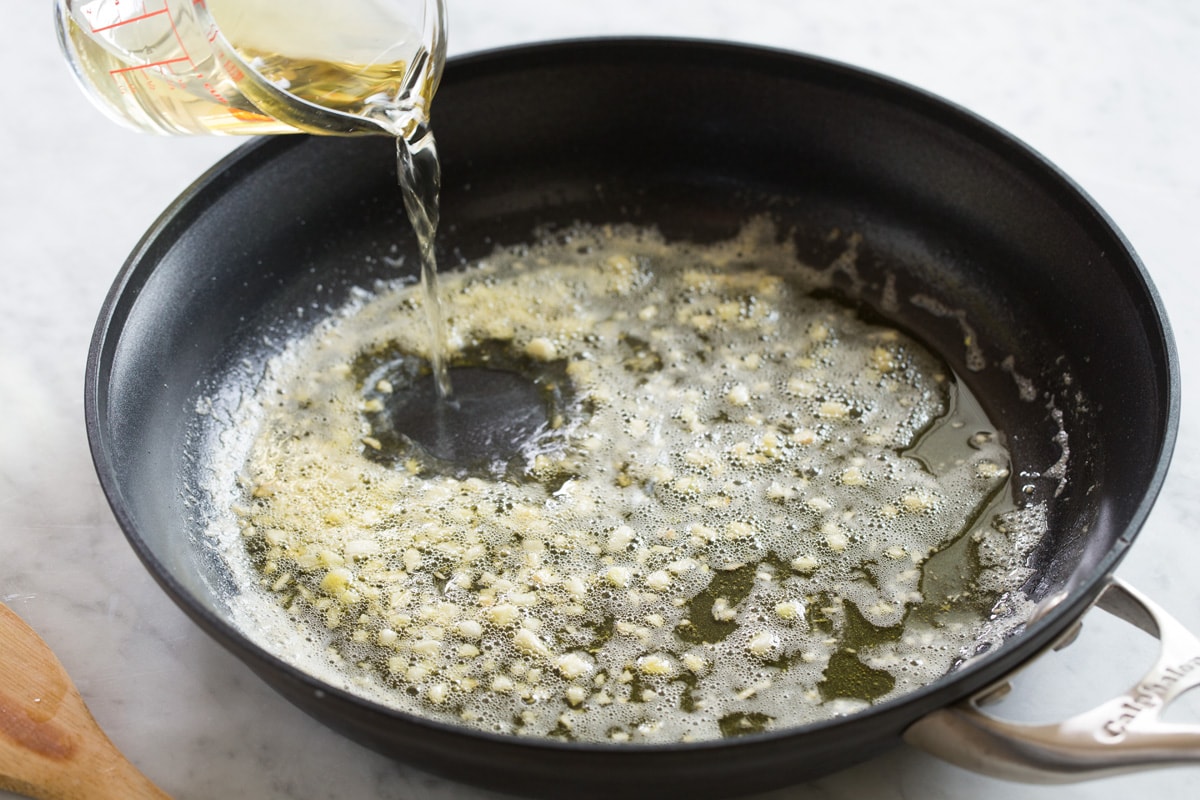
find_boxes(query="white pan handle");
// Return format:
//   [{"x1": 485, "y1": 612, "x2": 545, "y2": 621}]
[{"x1": 903, "y1": 578, "x2": 1200, "y2": 782}]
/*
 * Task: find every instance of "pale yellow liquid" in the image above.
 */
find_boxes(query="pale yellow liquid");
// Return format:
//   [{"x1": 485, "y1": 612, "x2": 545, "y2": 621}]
[
  {"x1": 61, "y1": 0, "x2": 451, "y2": 392},
  {"x1": 62, "y1": 11, "x2": 281, "y2": 134},
  {"x1": 394, "y1": 125, "x2": 453, "y2": 398},
  {"x1": 59, "y1": 0, "x2": 436, "y2": 135}
]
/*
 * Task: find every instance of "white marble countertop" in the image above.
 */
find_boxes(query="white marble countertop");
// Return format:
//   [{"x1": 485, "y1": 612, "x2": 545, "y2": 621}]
[{"x1": 2, "y1": 1, "x2": 1198, "y2": 798}]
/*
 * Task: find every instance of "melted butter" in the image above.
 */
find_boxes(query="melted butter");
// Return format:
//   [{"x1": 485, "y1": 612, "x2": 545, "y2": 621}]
[{"x1": 222, "y1": 219, "x2": 1045, "y2": 742}]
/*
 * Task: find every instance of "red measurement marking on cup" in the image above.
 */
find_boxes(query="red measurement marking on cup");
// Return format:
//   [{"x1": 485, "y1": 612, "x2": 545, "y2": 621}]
[
  {"x1": 96, "y1": 1, "x2": 203, "y2": 90},
  {"x1": 112, "y1": 56, "x2": 192, "y2": 96},
  {"x1": 164, "y1": 1, "x2": 193, "y2": 63},
  {"x1": 109, "y1": 56, "x2": 192, "y2": 75},
  {"x1": 89, "y1": 7, "x2": 170, "y2": 35}
]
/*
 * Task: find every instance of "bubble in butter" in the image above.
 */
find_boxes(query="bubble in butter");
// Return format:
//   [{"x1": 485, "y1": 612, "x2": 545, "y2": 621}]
[{"x1": 215, "y1": 219, "x2": 1045, "y2": 743}]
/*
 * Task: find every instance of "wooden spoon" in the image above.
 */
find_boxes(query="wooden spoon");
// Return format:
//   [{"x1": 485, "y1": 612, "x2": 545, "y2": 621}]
[{"x1": 0, "y1": 602, "x2": 169, "y2": 799}]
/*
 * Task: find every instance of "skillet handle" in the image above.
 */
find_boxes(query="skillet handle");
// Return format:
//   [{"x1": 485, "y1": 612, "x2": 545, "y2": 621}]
[{"x1": 903, "y1": 578, "x2": 1200, "y2": 782}]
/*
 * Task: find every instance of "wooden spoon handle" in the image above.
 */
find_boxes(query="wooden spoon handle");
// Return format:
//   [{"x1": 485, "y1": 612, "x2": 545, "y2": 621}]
[
  {"x1": 0, "y1": 603, "x2": 170, "y2": 800},
  {"x1": 1, "y1": 759, "x2": 171, "y2": 800}
]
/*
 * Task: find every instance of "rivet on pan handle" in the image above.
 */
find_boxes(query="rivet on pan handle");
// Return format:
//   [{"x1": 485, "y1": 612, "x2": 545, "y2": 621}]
[{"x1": 903, "y1": 578, "x2": 1200, "y2": 782}]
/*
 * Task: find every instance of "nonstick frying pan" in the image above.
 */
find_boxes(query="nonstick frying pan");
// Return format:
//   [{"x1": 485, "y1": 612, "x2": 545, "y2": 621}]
[{"x1": 85, "y1": 39, "x2": 1193, "y2": 798}]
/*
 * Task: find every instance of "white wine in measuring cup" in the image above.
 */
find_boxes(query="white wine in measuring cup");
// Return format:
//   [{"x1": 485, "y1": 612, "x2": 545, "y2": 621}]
[
  {"x1": 55, "y1": 0, "x2": 446, "y2": 137},
  {"x1": 58, "y1": 0, "x2": 456, "y2": 396}
]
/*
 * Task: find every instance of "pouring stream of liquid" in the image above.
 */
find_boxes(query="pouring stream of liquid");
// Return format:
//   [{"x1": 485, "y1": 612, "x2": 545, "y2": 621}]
[{"x1": 395, "y1": 124, "x2": 453, "y2": 400}]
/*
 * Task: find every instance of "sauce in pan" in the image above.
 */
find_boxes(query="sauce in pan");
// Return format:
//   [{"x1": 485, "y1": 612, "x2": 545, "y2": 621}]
[{"x1": 215, "y1": 219, "x2": 1046, "y2": 742}]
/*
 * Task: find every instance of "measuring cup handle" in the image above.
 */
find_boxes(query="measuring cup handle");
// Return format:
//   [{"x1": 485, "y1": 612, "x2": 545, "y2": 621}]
[{"x1": 903, "y1": 578, "x2": 1200, "y2": 782}]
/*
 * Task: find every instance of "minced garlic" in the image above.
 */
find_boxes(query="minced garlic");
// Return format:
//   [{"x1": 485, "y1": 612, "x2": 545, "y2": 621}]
[{"x1": 226, "y1": 219, "x2": 1039, "y2": 745}]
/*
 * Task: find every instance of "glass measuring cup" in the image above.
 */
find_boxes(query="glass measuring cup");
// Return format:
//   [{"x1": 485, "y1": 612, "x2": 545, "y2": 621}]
[{"x1": 55, "y1": 0, "x2": 447, "y2": 137}]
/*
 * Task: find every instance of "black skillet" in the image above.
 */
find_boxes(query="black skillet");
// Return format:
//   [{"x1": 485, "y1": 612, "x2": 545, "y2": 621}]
[{"x1": 85, "y1": 40, "x2": 1187, "y2": 798}]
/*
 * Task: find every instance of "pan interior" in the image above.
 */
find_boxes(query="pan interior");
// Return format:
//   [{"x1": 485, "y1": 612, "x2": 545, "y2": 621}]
[
  {"x1": 366, "y1": 365, "x2": 553, "y2": 477},
  {"x1": 204, "y1": 213, "x2": 1046, "y2": 741}
]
